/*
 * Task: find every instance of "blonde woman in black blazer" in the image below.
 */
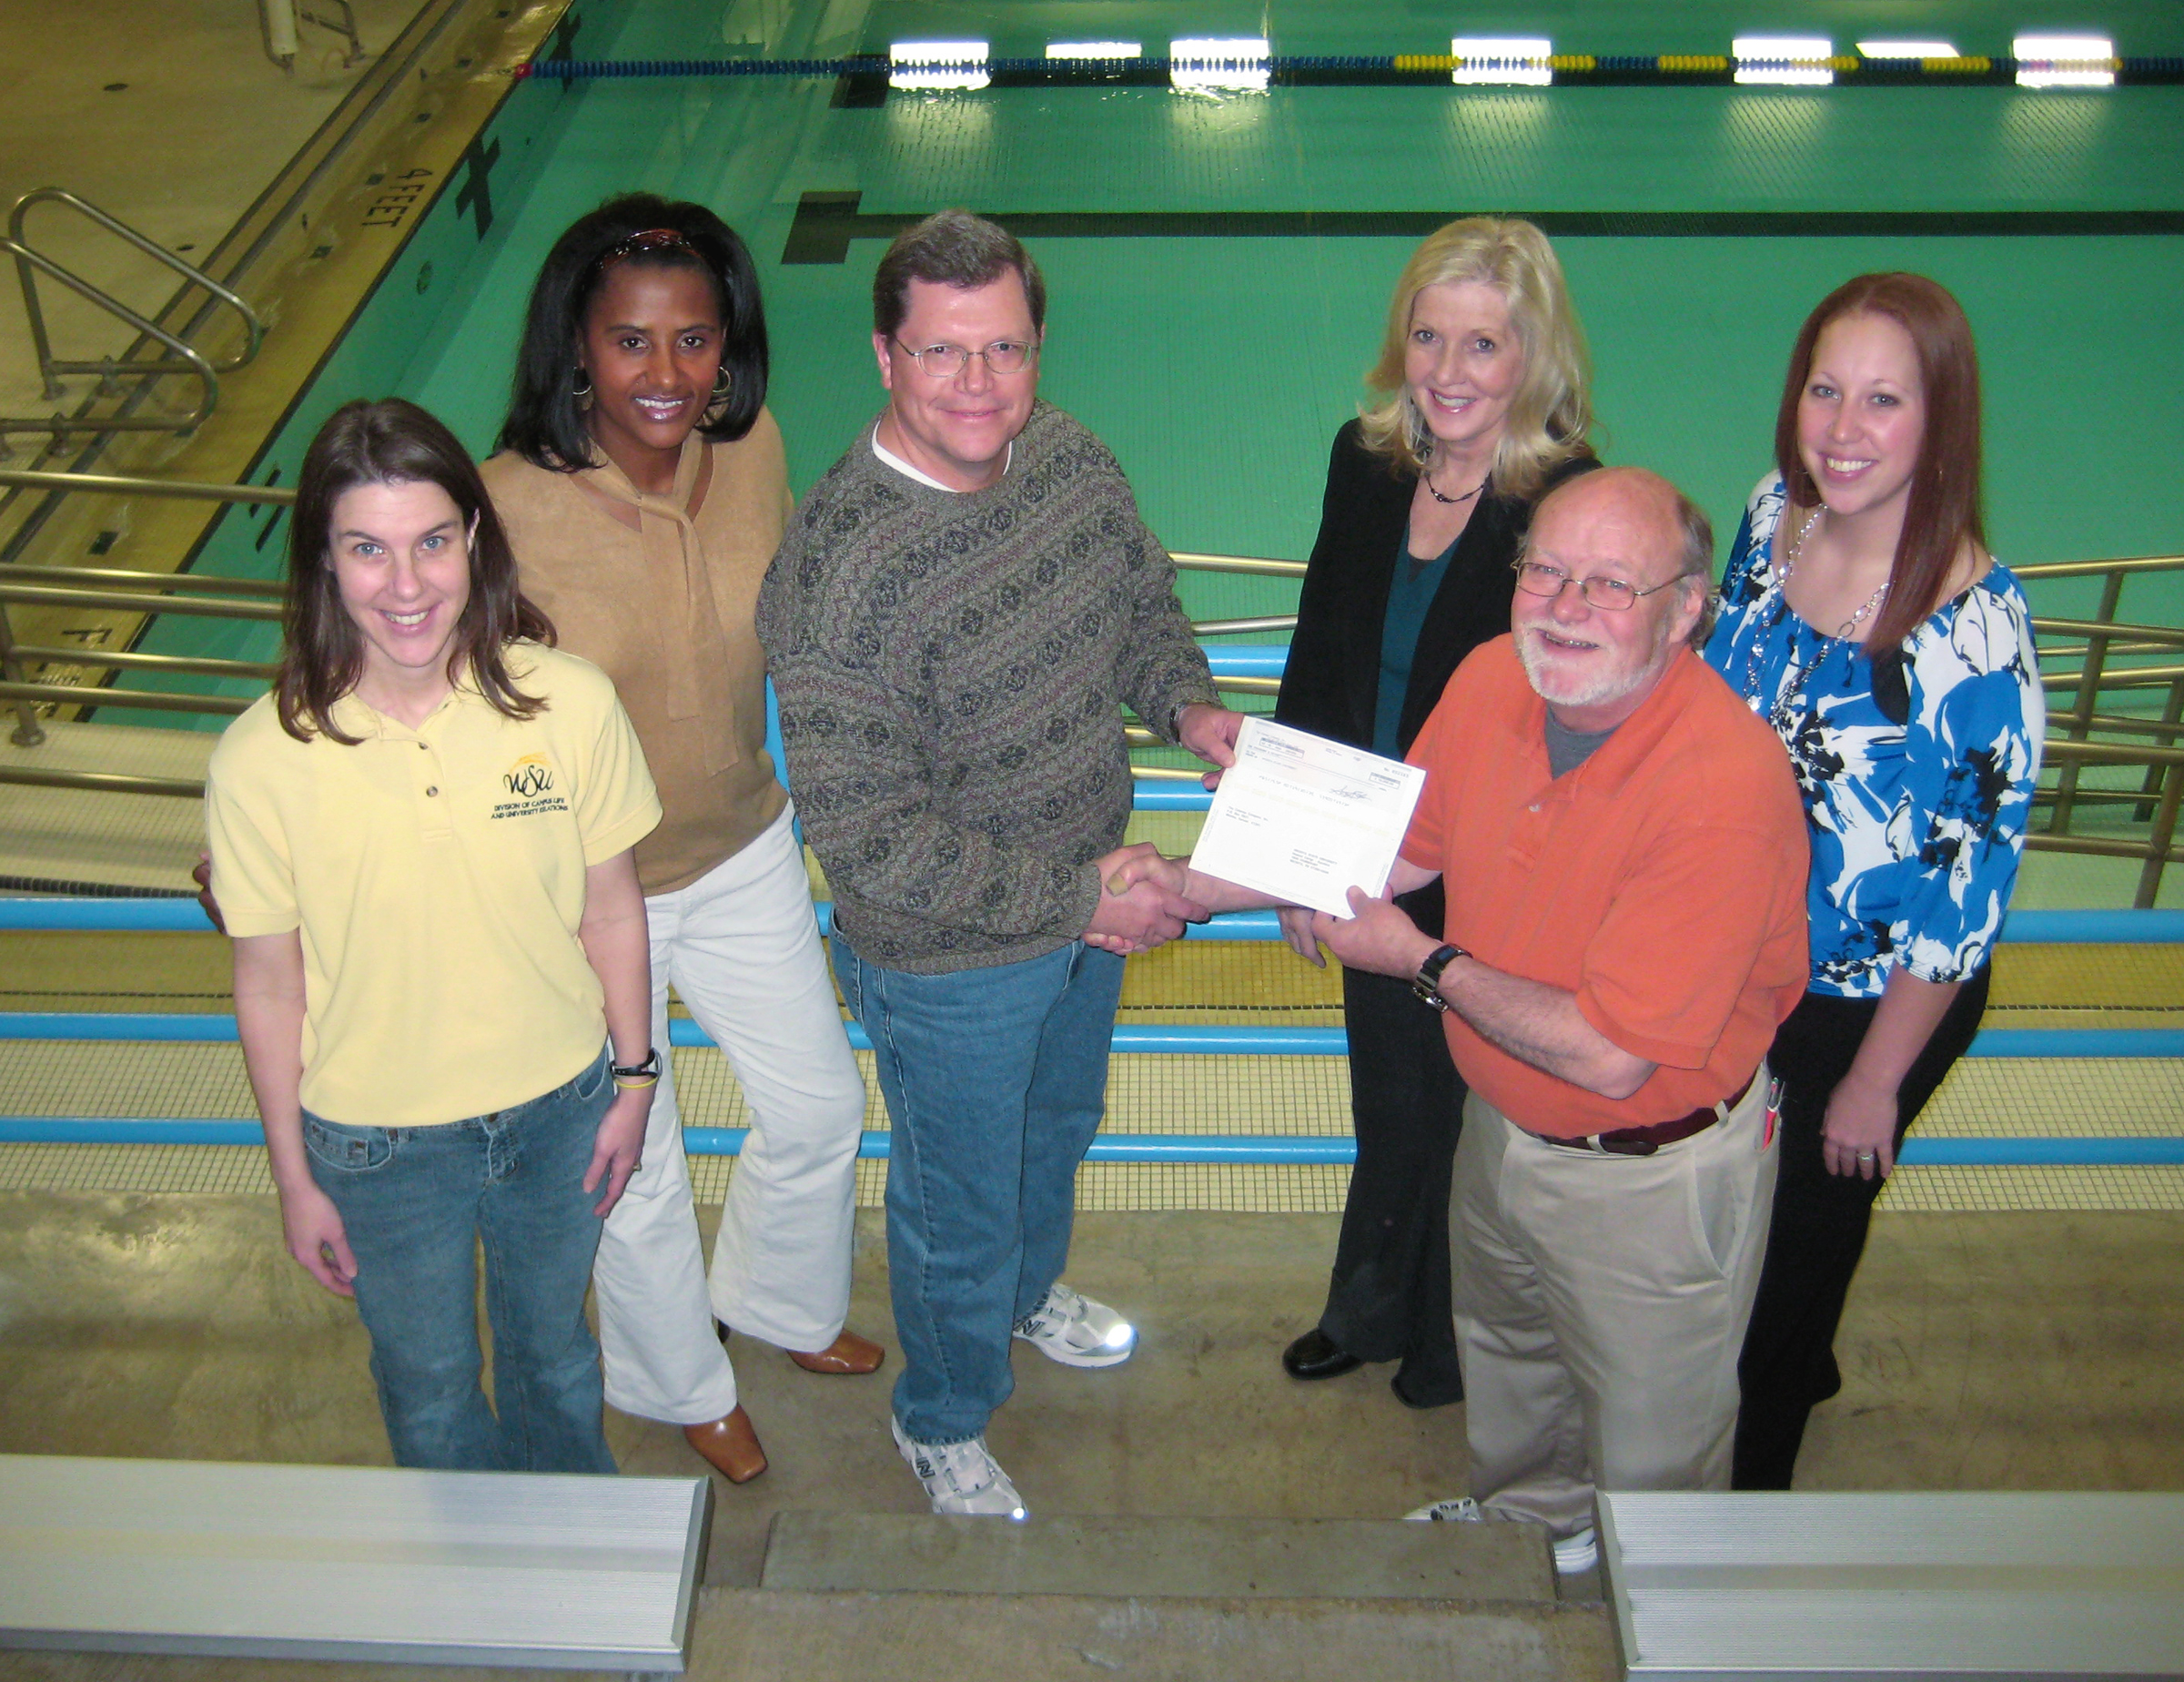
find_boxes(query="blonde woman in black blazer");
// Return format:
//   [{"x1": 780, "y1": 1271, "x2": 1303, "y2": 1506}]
[{"x1": 1274, "y1": 218, "x2": 1596, "y2": 1407}]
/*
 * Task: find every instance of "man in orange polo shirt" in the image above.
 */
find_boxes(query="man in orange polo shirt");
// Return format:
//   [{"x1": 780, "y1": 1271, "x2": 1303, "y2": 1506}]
[
  {"x1": 1326, "y1": 466, "x2": 1806, "y2": 1573},
  {"x1": 1158, "y1": 467, "x2": 1806, "y2": 1575}
]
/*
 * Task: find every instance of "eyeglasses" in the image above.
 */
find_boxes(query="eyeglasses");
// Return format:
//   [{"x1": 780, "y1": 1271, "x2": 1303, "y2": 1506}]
[
  {"x1": 892, "y1": 339, "x2": 1039, "y2": 378},
  {"x1": 1512, "y1": 559, "x2": 1685, "y2": 612},
  {"x1": 597, "y1": 228, "x2": 694, "y2": 271}
]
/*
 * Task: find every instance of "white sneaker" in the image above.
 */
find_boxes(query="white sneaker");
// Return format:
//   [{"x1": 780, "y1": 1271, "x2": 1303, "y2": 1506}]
[
  {"x1": 1403, "y1": 1495, "x2": 1482, "y2": 1523},
  {"x1": 1552, "y1": 1525, "x2": 1599, "y2": 1576},
  {"x1": 890, "y1": 1417, "x2": 1027, "y2": 1519},
  {"x1": 1403, "y1": 1496, "x2": 1596, "y2": 1576},
  {"x1": 1013, "y1": 1283, "x2": 1137, "y2": 1368}
]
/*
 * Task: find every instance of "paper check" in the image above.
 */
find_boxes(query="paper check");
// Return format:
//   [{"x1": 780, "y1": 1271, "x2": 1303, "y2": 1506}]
[{"x1": 1188, "y1": 717, "x2": 1427, "y2": 917}]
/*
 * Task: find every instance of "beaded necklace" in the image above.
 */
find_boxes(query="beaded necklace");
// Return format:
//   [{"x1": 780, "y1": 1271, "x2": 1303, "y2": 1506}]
[{"x1": 1743, "y1": 505, "x2": 1890, "y2": 721}]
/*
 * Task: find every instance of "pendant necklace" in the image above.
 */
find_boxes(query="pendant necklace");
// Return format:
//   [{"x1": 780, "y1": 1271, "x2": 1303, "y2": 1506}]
[{"x1": 1748, "y1": 505, "x2": 1889, "y2": 721}]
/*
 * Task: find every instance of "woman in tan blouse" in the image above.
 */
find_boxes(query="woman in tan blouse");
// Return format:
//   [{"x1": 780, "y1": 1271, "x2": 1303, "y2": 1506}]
[{"x1": 480, "y1": 195, "x2": 878, "y2": 1484}]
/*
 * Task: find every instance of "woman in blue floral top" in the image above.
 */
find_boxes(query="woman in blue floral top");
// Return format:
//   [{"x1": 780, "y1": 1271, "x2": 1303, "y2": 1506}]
[{"x1": 1704, "y1": 273, "x2": 2043, "y2": 1487}]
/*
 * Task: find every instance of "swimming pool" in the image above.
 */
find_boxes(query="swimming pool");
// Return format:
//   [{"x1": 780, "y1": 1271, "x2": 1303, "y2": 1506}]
[{"x1": 126, "y1": 0, "x2": 2184, "y2": 709}]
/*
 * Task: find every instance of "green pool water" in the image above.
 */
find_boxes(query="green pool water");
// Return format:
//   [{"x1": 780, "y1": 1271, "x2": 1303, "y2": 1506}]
[{"x1": 133, "y1": 0, "x2": 2184, "y2": 710}]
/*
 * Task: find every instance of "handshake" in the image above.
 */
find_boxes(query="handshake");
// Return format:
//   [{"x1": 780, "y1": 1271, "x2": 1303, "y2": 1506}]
[
  {"x1": 1081, "y1": 844, "x2": 1413, "y2": 973},
  {"x1": 1082, "y1": 843, "x2": 1209, "y2": 957}
]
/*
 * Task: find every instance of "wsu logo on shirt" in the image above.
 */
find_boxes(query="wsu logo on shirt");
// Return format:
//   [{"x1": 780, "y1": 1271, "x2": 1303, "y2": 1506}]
[{"x1": 491, "y1": 753, "x2": 569, "y2": 820}]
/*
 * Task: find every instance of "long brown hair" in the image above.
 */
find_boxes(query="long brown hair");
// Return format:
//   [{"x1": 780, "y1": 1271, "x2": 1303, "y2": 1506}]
[
  {"x1": 276, "y1": 398, "x2": 555, "y2": 744},
  {"x1": 1774, "y1": 273, "x2": 1986, "y2": 652},
  {"x1": 1356, "y1": 217, "x2": 1592, "y2": 502}
]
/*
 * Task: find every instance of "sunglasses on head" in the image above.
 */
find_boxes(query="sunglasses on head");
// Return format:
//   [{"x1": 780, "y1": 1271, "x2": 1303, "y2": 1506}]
[{"x1": 596, "y1": 228, "x2": 694, "y2": 271}]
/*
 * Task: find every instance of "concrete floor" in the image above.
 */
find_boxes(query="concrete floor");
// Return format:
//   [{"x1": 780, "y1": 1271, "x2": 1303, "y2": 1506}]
[
  {"x1": 2, "y1": 1195, "x2": 2181, "y2": 1677},
  {"x1": 4, "y1": 1198, "x2": 2180, "y2": 1558}
]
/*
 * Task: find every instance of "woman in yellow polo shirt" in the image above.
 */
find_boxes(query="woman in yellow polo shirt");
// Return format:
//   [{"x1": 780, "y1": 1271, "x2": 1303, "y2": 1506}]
[{"x1": 207, "y1": 398, "x2": 662, "y2": 1472}]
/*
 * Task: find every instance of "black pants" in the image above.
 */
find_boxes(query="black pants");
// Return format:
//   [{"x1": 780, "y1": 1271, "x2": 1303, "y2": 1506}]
[
  {"x1": 1732, "y1": 968, "x2": 1991, "y2": 1487},
  {"x1": 1315, "y1": 962, "x2": 1467, "y2": 1404}
]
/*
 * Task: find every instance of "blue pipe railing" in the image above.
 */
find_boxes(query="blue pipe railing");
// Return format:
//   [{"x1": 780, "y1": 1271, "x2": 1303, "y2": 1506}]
[
  {"x1": 4, "y1": 1010, "x2": 2180, "y2": 1059},
  {"x1": 2, "y1": 1114, "x2": 2178, "y2": 1167},
  {"x1": 5, "y1": 897, "x2": 2181, "y2": 944}
]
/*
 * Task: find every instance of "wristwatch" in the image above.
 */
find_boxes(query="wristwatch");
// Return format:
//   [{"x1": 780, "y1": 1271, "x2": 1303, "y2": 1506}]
[
  {"x1": 612, "y1": 1047, "x2": 662, "y2": 1081},
  {"x1": 1411, "y1": 943, "x2": 1469, "y2": 1012}
]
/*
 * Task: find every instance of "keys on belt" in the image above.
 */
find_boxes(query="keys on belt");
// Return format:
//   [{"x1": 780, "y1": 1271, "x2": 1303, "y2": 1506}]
[{"x1": 1542, "y1": 1070, "x2": 1761, "y2": 1158}]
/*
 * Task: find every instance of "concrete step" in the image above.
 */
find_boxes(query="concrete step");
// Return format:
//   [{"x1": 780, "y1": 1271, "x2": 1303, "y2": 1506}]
[
  {"x1": 690, "y1": 1586, "x2": 1620, "y2": 1682},
  {"x1": 760, "y1": 1510, "x2": 1557, "y2": 1602},
  {"x1": 0, "y1": 1587, "x2": 1622, "y2": 1682}
]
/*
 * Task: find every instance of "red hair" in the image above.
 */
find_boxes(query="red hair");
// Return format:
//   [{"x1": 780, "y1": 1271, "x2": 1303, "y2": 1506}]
[{"x1": 1773, "y1": 272, "x2": 1986, "y2": 652}]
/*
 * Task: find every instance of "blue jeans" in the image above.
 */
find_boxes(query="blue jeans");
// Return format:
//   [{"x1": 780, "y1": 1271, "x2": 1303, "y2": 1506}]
[
  {"x1": 303, "y1": 1049, "x2": 618, "y2": 1474},
  {"x1": 832, "y1": 932, "x2": 1125, "y2": 1445}
]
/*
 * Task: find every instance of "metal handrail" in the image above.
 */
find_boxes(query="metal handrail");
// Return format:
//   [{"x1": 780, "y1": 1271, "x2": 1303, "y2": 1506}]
[
  {"x1": 4, "y1": 188, "x2": 265, "y2": 440},
  {"x1": 0, "y1": 765, "x2": 207, "y2": 799},
  {"x1": 2032, "y1": 616, "x2": 2184, "y2": 646},
  {"x1": 0, "y1": 583, "x2": 282, "y2": 621},
  {"x1": 0, "y1": 563, "x2": 283, "y2": 598},
  {"x1": 0, "y1": 0, "x2": 474, "y2": 732},
  {"x1": 2025, "y1": 555, "x2": 2184, "y2": 834},
  {"x1": 2036, "y1": 740, "x2": 2184, "y2": 907},
  {"x1": 1194, "y1": 613, "x2": 1299, "y2": 636},
  {"x1": 0, "y1": 469, "x2": 295, "y2": 506},
  {"x1": 0, "y1": 240, "x2": 222, "y2": 439},
  {"x1": 2013, "y1": 554, "x2": 2184, "y2": 581},
  {"x1": 5, "y1": 645, "x2": 277, "y2": 681},
  {"x1": 0, "y1": 681, "x2": 251, "y2": 716},
  {"x1": 1, "y1": 547, "x2": 2178, "y2": 888},
  {"x1": 1171, "y1": 551, "x2": 1306, "y2": 578}
]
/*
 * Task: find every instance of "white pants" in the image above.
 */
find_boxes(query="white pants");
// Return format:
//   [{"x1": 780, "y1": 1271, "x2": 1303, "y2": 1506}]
[
  {"x1": 1451, "y1": 1072, "x2": 1777, "y2": 1538},
  {"x1": 593, "y1": 802, "x2": 867, "y2": 1424}
]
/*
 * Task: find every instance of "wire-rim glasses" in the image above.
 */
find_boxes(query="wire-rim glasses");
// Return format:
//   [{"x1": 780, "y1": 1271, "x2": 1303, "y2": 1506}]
[
  {"x1": 1511, "y1": 558, "x2": 1683, "y2": 612},
  {"x1": 892, "y1": 339, "x2": 1039, "y2": 378}
]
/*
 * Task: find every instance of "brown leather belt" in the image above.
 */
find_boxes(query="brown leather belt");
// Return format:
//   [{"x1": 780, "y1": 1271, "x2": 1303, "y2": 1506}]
[{"x1": 1543, "y1": 1071, "x2": 1759, "y2": 1158}]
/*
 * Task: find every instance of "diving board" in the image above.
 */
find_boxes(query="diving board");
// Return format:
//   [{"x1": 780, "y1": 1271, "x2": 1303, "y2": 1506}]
[
  {"x1": 0, "y1": 1454, "x2": 712, "y2": 1672},
  {"x1": 1599, "y1": 1490, "x2": 2184, "y2": 1679}
]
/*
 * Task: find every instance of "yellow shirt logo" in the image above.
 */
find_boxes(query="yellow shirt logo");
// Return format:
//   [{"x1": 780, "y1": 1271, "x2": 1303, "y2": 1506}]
[
  {"x1": 502, "y1": 754, "x2": 555, "y2": 798},
  {"x1": 493, "y1": 753, "x2": 567, "y2": 819}
]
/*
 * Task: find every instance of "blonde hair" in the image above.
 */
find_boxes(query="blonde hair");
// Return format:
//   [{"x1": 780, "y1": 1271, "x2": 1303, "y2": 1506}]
[{"x1": 1357, "y1": 218, "x2": 1592, "y2": 502}]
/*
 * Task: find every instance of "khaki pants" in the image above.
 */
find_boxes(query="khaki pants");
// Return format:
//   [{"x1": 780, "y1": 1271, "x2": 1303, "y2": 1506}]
[{"x1": 1451, "y1": 1073, "x2": 1777, "y2": 1537}]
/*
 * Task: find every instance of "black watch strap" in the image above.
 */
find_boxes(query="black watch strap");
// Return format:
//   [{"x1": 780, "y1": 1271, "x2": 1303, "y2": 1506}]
[
  {"x1": 1411, "y1": 944, "x2": 1469, "y2": 1011},
  {"x1": 612, "y1": 1047, "x2": 662, "y2": 1080}
]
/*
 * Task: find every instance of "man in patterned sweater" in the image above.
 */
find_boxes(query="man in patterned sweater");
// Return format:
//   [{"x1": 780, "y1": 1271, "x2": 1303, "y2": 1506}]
[{"x1": 757, "y1": 211, "x2": 1241, "y2": 1517}]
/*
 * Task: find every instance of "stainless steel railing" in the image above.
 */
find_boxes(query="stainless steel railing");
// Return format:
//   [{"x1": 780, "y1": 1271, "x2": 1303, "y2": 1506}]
[
  {"x1": 3, "y1": 541, "x2": 2182, "y2": 898},
  {"x1": 0, "y1": 476, "x2": 290, "y2": 745},
  {"x1": 2, "y1": 190, "x2": 266, "y2": 442}
]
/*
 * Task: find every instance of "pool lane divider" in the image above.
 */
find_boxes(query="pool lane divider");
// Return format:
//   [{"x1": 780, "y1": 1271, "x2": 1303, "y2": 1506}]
[{"x1": 521, "y1": 55, "x2": 2184, "y2": 88}]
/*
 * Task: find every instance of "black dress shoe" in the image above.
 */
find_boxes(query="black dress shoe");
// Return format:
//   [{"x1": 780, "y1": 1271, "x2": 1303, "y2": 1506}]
[
  {"x1": 1390, "y1": 1364, "x2": 1464, "y2": 1410},
  {"x1": 1282, "y1": 1328, "x2": 1363, "y2": 1381}
]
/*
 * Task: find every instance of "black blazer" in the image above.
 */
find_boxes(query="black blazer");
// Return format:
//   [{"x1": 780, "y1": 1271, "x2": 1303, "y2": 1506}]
[{"x1": 1273, "y1": 420, "x2": 1596, "y2": 933}]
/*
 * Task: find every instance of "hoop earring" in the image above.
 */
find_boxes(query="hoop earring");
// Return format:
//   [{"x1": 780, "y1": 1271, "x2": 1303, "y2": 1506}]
[
  {"x1": 1407, "y1": 403, "x2": 1433, "y2": 467},
  {"x1": 571, "y1": 367, "x2": 593, "y2": 407}
]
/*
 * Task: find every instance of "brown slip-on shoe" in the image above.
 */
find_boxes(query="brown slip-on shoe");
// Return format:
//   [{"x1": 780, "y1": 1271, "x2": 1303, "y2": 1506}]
[
  {"x1": 786, "y1": 1328, "x2": 886, "y2": 1375},
  {"x1": 683, "y1": 1406, "x2": 767, "y2": 1484}
]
